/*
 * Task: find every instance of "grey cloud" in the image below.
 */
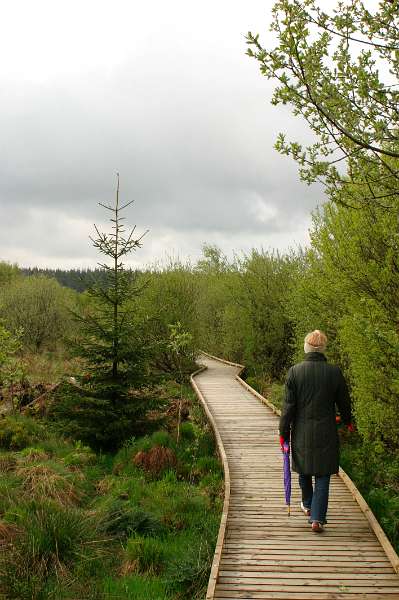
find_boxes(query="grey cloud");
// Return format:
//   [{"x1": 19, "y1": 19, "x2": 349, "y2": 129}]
[{"x1": 0, "y1": 0, "x2": 323, "y2": 267}]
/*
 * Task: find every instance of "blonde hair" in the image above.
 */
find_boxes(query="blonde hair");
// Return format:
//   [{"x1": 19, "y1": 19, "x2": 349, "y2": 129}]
[{"x1": 304, "y1": 330, "x2": 327, "y2": 353}]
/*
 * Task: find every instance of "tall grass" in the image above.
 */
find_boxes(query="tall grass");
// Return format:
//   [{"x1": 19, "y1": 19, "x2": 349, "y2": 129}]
[{"x1": 0, "y1": 382, "x2": 223, "y2": 599}]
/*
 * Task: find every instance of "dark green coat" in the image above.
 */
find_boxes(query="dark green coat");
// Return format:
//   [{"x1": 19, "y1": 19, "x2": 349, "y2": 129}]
[{"x1": 279, "y1": 353, "x2": 351, "y2": 476}]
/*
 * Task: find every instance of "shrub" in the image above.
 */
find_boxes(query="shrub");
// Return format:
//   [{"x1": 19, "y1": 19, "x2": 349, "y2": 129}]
[
  {"x1": 133, "y1": 446, "x2": 177, "y2": 478},
  {"x1": 179, "y1": 422, "x2": 196, "y2": 441},
  {"x1": 104, "y1": 499, "x2": 163, "y2": 538},
  {"x1": 196, "y1": 431, "x2": 216, "y2": 458},
  {"x1": 15, "y1": 462, "x2": 81, "y2": 506},
  {"x1": 47, "y1": 384, "x2": 151, "y2": 451},
  {"x1": 199, "y1": 473, "x2": 224, "y2": 504},
  {"x1": 0, "y1": 473, "x2": 21, "y2": 516},
  {"x1": 125, "y1": 535, "x2": 166, "y2": 574},
  {"x1": 166, "y1": 538, "x2": 214, "y2": 599},
  {"x1": 63, "y1": 442, "x2": 96, "y2": 467},
  {"x1": 103, "y1": 574, "x2": 172, "y2": 599},
  {"x1": 0, "y1": 274, "x2": 74, "y2": 351},
  {"x1": 0, "y1": 499, "x2": 98, "y2": 598},
  {"x1": 0, "y1": 453, "x2": 17, "y2": 473},
  {"x1": 0, "y1": 416, "x2": 46, "y2": 450},
  {"x1": 269, "y1": 382, "x2": 284, "y2": 411},
  {"x1": 150, "y1": 431, "x2": 175, "y2": 449},
  {"x1": 195, "y1": 456, "x2": 222, "y2": 477},
  {"x1": 18, "y1": 447, "x2": 50, "y2": 463}
]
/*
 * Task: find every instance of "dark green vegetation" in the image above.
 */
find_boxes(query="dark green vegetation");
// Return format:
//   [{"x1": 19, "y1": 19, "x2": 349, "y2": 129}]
[
  {"x1": 0, "y1": 384, "x2": 222, "y2": 600},
  {"x1": 21, "y1": 267, "x2": 121, "y2": 293}
]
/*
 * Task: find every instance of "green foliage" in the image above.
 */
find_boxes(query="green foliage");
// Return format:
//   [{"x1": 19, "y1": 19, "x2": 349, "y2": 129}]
[
  {"x1": 0, "y1": 415, "x2": 47, "y2": 450},
  {"x1": 104, "y1": 500, "x2": 163, "y2": 538},
  {"x1": 195, "y1": 456, "x2": 223, "y2": 477},
  {"x1": 340, "y1": 437, "x2": 399, "y2": 552},
  {"x1": 246, "y1": 0, "x2": 399, "y2": 209},
  {"x1": 166, "y1": 538, "x2": 215, "y2": 600},
  {"x1": 72, "y1": 176, "x2": 147, "y2": 393},
  {"x1": 287, "y1": 200, "x2": 399, "y2": 447},
  {"x1": 194, "y1": 245, "x2": 236, "y2": 357},
  {"x1": 0, "y1": 275, "x2": 74, "y2": 351},
  {"x1": 125, "y1": 535, "x2": 166, "y2": 574},
  {"x1": 194, "y1": 245, "x2": 295, "y2": 379},
  {"x1": 179, "y1": 421, "x2": 196, "y2": 441},
  {"x1": 0, "y1": 324, "x2": 24, "y2": 411},
  {"x1": 63, "y1": 442, "x2": 97, "y2": 467},
  {"x1": 136, "y1": 261, "x2": 199, "y2": 377},
  {"x1": 268, "y1": 382, "x2": 284, "y2": 412},
  {"x1": 0, "y1": 261, "x2": 20, "y2": 287},
  {"x1": 47, "y1": 383, "x2": 152, "y2": 451},
  {"x1": 103, "y1": 575, "x2": 172, "y2": 600},
  {"x1": 0, "y1": 499, "x2": 99, "y2": 599}
]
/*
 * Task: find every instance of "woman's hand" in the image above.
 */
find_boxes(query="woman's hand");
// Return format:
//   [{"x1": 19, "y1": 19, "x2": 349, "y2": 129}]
[{"x1": 279, "y1": 435, "x2": 289, "y2": 453}]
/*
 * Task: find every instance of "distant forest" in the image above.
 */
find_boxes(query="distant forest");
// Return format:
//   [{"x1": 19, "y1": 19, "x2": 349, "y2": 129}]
[{"x1": 21, "y1": 267, "x2": 137, "y2": 292}]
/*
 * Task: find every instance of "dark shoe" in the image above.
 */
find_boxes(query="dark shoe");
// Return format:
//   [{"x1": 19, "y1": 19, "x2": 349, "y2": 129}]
[{"x1": 311, "y1": 521, "x2": 324, "y2": 533}]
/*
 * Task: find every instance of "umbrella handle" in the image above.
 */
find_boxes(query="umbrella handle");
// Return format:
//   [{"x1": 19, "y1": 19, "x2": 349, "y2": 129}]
[{"x1": 287, "y1": 505, "x2": 290, "y2": 517}]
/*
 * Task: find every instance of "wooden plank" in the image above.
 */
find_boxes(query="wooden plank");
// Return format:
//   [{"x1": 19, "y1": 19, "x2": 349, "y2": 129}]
[
  {"x1": 214, "y1": 593, "x2": 398, "y2": 599},
  {"x1": 216, "y1": 583, "x2": 399, "y2": 592},
  {"x1": 218, "y1": 572, "x2": 399, "y2": 581}
]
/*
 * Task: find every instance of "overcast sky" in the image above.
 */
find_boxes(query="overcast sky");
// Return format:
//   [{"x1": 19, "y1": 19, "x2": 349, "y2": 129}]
[{"x1": 0, "y1": 0, "x2": 324, "y2": 269}]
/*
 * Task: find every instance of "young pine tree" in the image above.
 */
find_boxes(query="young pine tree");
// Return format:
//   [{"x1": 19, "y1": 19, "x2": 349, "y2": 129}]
[
  {"x1": 77, "y1": 173, "x2": 148, "y2": 391},
  {"x1": 51, "y1": 176, "x2": 149, "y2": 449}
]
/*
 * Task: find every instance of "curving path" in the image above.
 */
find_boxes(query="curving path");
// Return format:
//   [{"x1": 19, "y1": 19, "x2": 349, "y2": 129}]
[{"x1": 192, "y1": 354, "x2": 399, "y2": 599}]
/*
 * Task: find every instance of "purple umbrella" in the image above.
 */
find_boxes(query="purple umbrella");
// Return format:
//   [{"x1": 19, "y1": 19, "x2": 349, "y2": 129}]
[{"x1": 282, "y1": 441, "x2": 291, "y2": 516}]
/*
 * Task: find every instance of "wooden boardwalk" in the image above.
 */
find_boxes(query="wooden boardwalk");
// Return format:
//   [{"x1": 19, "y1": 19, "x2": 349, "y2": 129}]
[{"x1": 191, "y1": 354, "x2": 399, "y2": 600}]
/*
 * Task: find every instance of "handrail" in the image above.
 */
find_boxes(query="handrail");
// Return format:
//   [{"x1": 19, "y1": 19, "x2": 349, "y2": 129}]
[{"x1": 190, "y1": 363, "x2": 231, "y2": 600}]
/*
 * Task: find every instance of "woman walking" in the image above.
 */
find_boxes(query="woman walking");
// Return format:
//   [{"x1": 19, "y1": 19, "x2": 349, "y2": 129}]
[{"x1": 279, "y1": 330, "x2": 353, "y2": 532}]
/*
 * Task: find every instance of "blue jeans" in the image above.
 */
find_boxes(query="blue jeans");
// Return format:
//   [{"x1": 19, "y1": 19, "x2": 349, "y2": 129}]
[{"x1": 298, "y1": 474, "x2": 330, "y2": 524}]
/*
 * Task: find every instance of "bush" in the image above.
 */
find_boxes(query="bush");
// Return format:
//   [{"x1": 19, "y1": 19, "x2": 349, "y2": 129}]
[
  {"x1": 196, "y1": 431, "x2": 216, "y2": 458},
  {"x1": 103, "y1": 574, "x2": 172, "y2": 599},
  {"x1": 149, "y1": 431, "x2": 175, "y2": 450},
  {"x1": 195, "y1": 456, "x2": 222, "y2": 477},
  {"x1": 15, "y1": 462, "x2": 81, "y2": 506},
  {"x1": 63, "y1": 442, "x2": 96, "y2": 467},
  {"x1": 166, "y1": 537, "x2": 214, "y2": 599},
  {"x1": 0, "y1": 416, "x2": 46, "y2": 450},
  {"x1": 269, "y1": 382, "x2": 284, "y2": 411},
  {"x1": 104, "y1": 499, "x2": 163, "y2": 538},
  {"x1": 0, "y1": 274, "x2": 74, "y2": 351},
  {"x1": 0, "y1": 452, "x2": 17, "y2": 473},
  {"x1": 199, "y1": 473, "x2": 224, "y2": 504},
  {"x1": 179, "y1": 422, "x2": 196, "y2": 441},
  {"x1": 340, "y1": 437, "x2": 399, "y2": 553},
  {"x1": 0, "y1": 499, "x2": 98, "y2": 598},
  {"x1": 133, "y1": 446, "x2": 177, "y2": 478},
  {"x1": 18, "y1": 447, "x2": 50, "y2": 463},
  {"x1": 47, "y1": 383, "x2": 151, "y2": 451},
  {"x1": 125, "y1": 535, "x2": 166, "y2": 574},
  {"x1": 0, "y1": 473, "x2": 21, "y2": 516}
]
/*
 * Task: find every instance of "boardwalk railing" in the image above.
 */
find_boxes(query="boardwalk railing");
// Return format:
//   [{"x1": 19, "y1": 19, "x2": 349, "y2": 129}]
[{"x1": 192, "y1": 352, "x2": 399, "y2": 599}]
